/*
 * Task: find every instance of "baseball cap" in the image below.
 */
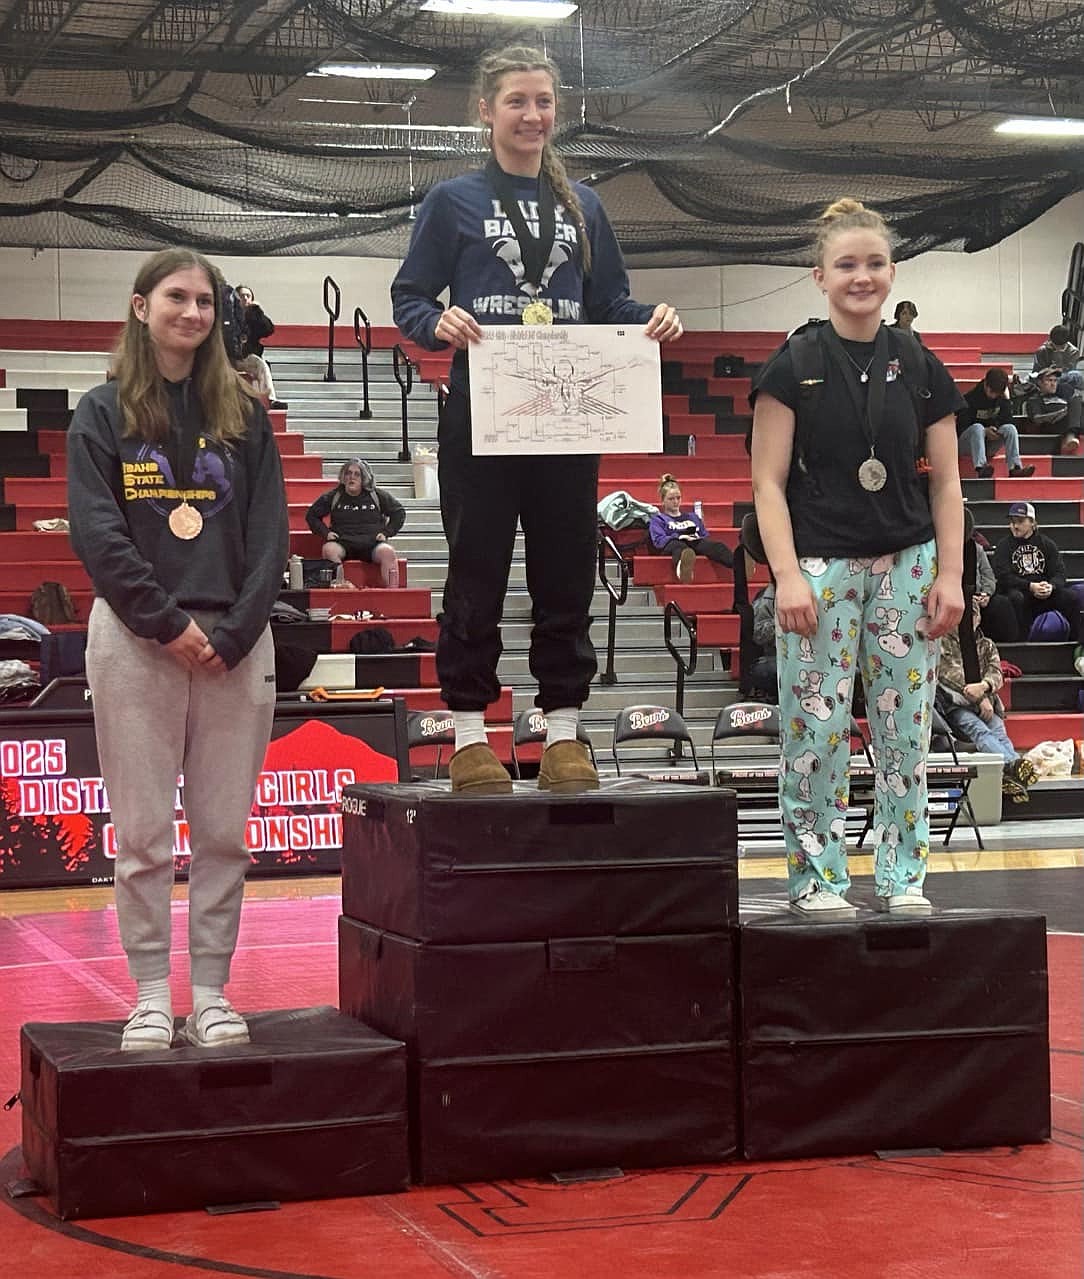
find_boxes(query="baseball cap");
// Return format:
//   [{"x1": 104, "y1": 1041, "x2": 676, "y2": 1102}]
[{"x1": 1008, "y1": 501, "x2": 1036, "y2": 519}]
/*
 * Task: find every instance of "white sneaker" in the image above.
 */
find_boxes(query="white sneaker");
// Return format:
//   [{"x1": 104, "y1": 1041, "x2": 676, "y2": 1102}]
[
  {"x1": 789, "y1": 888, "x2": 857, "y2": 921},
  {"x1": 181, "y1": 997, "x2": 250, "y2": 1047},
  {"x1": 1074, "y1": 654, "x2": 1084, "y2": 677},
  {"x1": 874, "y1": 890, "x2": 933, "y2": 915},
  {"x1": 121, "y1": 1003, "x2": 175, "y2": 1051}
]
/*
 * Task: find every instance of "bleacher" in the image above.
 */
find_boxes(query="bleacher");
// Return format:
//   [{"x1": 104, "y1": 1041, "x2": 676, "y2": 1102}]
[{"x1": 2, "y1": 324, "x2": 1083, "y2": 816}]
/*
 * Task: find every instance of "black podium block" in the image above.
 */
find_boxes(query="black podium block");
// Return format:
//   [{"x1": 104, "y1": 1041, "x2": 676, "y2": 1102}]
[
  {"x1": 739, "y1": 910, "x2": 1051, "y2": 1161},
  {"x1": 413, "y1": 1044, "x2": 737, "y2": 1185},
  {"x1": 340, "y1": 779, "x2": 738, "y2": 942},
  {"x1": 339, "y1": 914, "x2": 735, "y2": 1058},
  {"x1": 20, "y1": 1007, "x2": 410, "y2": 1219}
]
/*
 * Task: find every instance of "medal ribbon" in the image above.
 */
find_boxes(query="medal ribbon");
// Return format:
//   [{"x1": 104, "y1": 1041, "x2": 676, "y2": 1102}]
[
  {"x1": 165, "y1": 381, "x2": 199, "y2": 502},
  {"x1": 485, "y1": 158, "x2": 556, "y2": 297},
  {"x1": 823, "y1": 323, "x2": 889, "y2": 466}
]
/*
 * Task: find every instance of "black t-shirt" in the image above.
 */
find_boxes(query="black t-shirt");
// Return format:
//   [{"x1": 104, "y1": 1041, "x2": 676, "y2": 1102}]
[
  {"x1": 752, "y1": 327, "x2": 963, "y2": 558},
  {"x1": 331, "y1": 492, "x2": 385, "y2": 542}
]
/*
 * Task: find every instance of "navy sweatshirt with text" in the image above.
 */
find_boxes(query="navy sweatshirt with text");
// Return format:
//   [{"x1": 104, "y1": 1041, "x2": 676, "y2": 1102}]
[
  {"x1": 391, "y1": 167, "x2": 653, "y2": 392},
  {"x1": 67, "y1": 378, "x2": 289, "y2": 668}
]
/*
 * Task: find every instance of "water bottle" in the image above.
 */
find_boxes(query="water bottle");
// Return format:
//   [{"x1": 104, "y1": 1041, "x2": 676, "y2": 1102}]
[
  {"x1": 687, "y1": 433, "x2": 697, "y2": 456},
  {"x1": 288, "y1": 554, "x2": 303, "y2": 590},
  {"x1": 333, "y1": 561, "x2": 346, "y2": 587},
  {"x1": 693, "y1": 500, "x2": 703, "y2": 520}
]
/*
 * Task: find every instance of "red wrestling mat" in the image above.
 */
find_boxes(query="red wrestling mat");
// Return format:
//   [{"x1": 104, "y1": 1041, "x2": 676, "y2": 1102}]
[{"x1": 1, "y1": 900, "x2": 1080, "y2": 1279}]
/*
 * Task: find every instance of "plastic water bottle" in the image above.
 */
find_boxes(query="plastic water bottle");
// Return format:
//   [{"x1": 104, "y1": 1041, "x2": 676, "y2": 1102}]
[
  {"x1": 693, "y1": 500, "x2": 703, "y2": 520},
  {"x1": 687, "y1": 434, "x2": 697, "y2": 456},
  {"x1": 288, "y1": 554, "x2": 303, "y2": 590}
]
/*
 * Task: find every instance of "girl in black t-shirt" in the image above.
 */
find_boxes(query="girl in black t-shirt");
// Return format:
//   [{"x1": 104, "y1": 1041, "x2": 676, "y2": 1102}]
[{"x1": 750, "y1": 198, "x2": 964, "y2": 921}]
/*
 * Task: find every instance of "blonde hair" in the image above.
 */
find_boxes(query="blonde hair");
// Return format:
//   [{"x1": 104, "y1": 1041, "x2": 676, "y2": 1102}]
[
  {"x1": 112, "y1": 247, "x2": 256, "y2": 445},
  {"x1": 475, "y1": 45, "x2": 592, "y2": 274},
  {"x1": 814, "y1": 197, "x2": 891, "y2": 267},
  {"x1": 658, "y1": 472, "x2": 680, "y2": 500}
]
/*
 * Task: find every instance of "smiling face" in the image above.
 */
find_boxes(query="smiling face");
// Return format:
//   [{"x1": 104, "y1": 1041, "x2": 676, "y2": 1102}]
[
  {"x1": 131, "y1": 265, "x2": 216, "y2": 376},
  {"x1": 813, "y1": 227, "x2": 895, "y2": 338},
  {"x1": 480, "y1": 68, "x2": 556, "y2": 176}
]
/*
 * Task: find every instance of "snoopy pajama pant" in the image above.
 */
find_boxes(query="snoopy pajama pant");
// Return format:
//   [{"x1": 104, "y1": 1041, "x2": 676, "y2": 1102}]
[{"x1": 775, "y1": 540, "x2": 939, "y2": 903}]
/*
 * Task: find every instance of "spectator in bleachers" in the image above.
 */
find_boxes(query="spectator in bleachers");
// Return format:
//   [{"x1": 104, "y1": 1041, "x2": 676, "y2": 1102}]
[
  {"x1": 648, "y1": 473, "x2": 734, "y2": 583},
  {"x1": 1032, "y1": 324, "x2": 1084, "y2": 401},
  {"x1": 235, "y1": 284, "x2": 287, "y2": 410},
  {"x1": 956, "y1": 367, "x2": 1035, "y2": 478},
  {"x1": 750, "y1": 196, "x2": 964, "y2": 920},
  {"x1": 936, "y1": 602, "x2": 1038, "y2": 803},
  {"x1": 305, "y1": 458, "x2": 405, "y2": 589},
  {"x1": 887, "y1": 298, "x2": 922, "y2": 343},
  {"x1": 748, "y1": 582, "x2": 778, "y2": 702},
  {"x1": 66, "y1": 247, "x2": 288, "y2": 1053},
  {"x1": 1022, "y1": 367, "x2": 1081, "y2": 454},
  {"x1": 991, "y1": 501, "x2": 1083, "y2": 662}
]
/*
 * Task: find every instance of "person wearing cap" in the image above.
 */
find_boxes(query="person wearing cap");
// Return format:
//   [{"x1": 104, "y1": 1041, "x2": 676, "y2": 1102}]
[
  {"x1": 1032, "y1": 324, "x2": 1084, "y2": 402},
  {"x1": 1023, "y1": 367, "x2": 1082, "y2": 455},
  {"x1": 956, "y1": 367, "x2": 1035, "y2": 479},
  {"x1": 991, "y1": 502, "x2": 1083, "y2": 656}
]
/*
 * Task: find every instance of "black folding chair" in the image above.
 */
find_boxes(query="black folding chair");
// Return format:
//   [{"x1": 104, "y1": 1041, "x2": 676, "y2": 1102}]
[
  {"x1": 612, "y1": 704, "x2": 700, "y2": 776},
  {"x1": 405, "y1": 708, "x2": 455, "y2": 780},
  {"x1": 510, "y1": 708, "x2": 597, "y2": 780}
]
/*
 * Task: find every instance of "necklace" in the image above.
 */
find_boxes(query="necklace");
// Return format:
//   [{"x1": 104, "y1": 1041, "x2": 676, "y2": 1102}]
[{"x1": 840, "y1": 347, "x2": 876, "y2": 384}]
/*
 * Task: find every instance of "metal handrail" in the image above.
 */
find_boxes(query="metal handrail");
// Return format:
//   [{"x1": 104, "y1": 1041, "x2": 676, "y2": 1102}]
[
  {"x1": 596, "y1": 529, "x2": 631, "y2": 685},
  {"x1": 663, "y1": 600, "x2": 697, "y2": 758},
  {"x1": 1062, "y1": 242, "x2": 1084, "y2": 349},
  {"x1": 353, "y1": 306, "x2": 373, "y2": 419},
  {"x1": 322, "y1": 275, "x2": 341, "y2": 383},
  {"x1": 392, "y1": 344, "x2": 415, "y2": 462}
]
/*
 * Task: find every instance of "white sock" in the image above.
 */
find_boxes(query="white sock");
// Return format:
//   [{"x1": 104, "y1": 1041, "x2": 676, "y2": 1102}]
[
  {"x1": 136, "y1": 976, "x2": 171, "y2": 1012},
  {"x1": 544, "y1": 706, "x2": 579, "y2": 746},
  {"x1": 453, "y1": 710, "x2": 487, "y2": 752},
  {"x1": 192, "y1": 983, "x2": 225, "y2": 1012}
]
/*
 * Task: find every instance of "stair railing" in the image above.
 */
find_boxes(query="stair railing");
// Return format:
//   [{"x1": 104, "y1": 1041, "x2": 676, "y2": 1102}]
[
  {"x1": 596, "y1": 528, "x2": 631, "y2": 685},
  {"x1": 392, "y1": 344, "x2": 414, "y2": 463},
  {"x1": 322, "y1": 275, "x2": 341, "y2": 383},
  {"x1": 663, "y1": 599, "x2": 698, "y2": 760},
  {"x1": 353, "y1": 306, "x2": 373, "y2": 419},
  {"x1": 1061, "y1": 242, "x2": 1084, "y2": 349}
]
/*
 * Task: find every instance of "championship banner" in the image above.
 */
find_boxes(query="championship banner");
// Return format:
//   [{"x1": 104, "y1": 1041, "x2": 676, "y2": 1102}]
[{"x1": 468, "y1": 323, "x2": 662, "y2": 456}]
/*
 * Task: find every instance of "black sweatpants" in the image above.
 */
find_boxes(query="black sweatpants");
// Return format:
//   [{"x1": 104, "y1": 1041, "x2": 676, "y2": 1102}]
[
  {"x1": 997, "y1": 586, "x2": 1082, "y2": 642},
  {"x1": 436, "y1": 388, "x2": 599, "y2": 712},
  {"x1": 660, "y1": 536, "x2": 734, "y2": 570}
]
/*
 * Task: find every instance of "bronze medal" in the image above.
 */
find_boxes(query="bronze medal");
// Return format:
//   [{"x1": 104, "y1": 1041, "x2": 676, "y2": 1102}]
[
  {"x1": 522, "y1": 299, "x2": 554, "y2": 326},
  {"x1": 168, "y1": 501, "x2": 203, "y2": 539},
  {"x1": 857, "y1": 457, "x2": 888, "y2": 492}
]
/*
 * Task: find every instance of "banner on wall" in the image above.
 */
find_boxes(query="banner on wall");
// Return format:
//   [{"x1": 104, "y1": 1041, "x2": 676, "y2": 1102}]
[{"x1": 0, "y1": 700, "x2": 407, "y2": 889}]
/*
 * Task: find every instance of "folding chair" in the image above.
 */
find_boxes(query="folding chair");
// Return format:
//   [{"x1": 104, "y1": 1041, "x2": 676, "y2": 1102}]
[
  {"x1": 709, "y1": 701, "x2": 781, "y2": 846},
  {"x1": 405, "y1": 708, "x2": 455, "y2": 780},
  {"x1": 612, "y1": 704, "x2": 700, "y2": 776},
  {"x1": 510, "y1": 709, "x2": 596, "y2": 780}
]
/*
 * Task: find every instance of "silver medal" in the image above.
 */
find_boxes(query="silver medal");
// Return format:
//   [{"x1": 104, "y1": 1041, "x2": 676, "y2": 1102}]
[{"x1": 857, "y1": 457, "x2": 887, "y2": 492}]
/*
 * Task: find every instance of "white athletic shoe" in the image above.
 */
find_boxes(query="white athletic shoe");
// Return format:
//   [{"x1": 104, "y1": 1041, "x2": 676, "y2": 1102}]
[
  {"x1": 789, "y1": 888, "x2": 858, "y2": 921},
  {"x1": 874, "y1": 890, "x2": 933, "y2": 915}
]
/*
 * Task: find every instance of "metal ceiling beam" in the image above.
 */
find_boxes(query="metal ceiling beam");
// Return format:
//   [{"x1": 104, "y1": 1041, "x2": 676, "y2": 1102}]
[{"x1": 0, "y1": 0, "x2": 89, "y2": 95}]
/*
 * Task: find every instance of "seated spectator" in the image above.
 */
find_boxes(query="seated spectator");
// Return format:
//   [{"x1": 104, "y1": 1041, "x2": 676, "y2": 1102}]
[
  {"x1": 748, "y1": 581, "x2": 778, "y2": 702},
  {"x1": 956, "y1": 367, "x2": 1035, "y2": 478},
  {"x1": 887, "y1": 299, "x2": 922, "y2": 343},
  {"x1": 236, "y1": 284, "x2": 286, "y2": 410},
  {"x1": 1032, "y1": 324, "x2": 1084, "y2": 401},
  {"x1": 305, "y1": 458, "x2": 405, "y2": 589},
  {"x1": 1022, "y1": 367, "x2": 1081, "y2": 454},
  {"x1": 936, "y1": 602, "x2": 1038, "y2": 803},
  {"x1": 648, "y1": 473, "x2": 734, "y2": 583},
  {"x1": 972, "y1": 528, "x2": 1016, "y2": 639},
  {"x1": 990, "y1": 501, "x2": 1083, "y2": 661}
]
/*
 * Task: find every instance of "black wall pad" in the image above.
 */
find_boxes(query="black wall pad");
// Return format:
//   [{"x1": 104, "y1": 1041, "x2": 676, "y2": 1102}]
[
  {"x1": 338, "y1": 915, "x2": 736, "y2": 1059},
  {"x1": 738, "y1": 910, "x2": 1051, "y2": 1161},
  {"x1": 411, "y1": 1044, "x2": 737, "y2": 1185},
  {"x1": 340, "y1": 779, "x2": 738, "y2": 943},
  {"x1": 20, "y1": 1007, "x2": 410, "y2": 1219}
]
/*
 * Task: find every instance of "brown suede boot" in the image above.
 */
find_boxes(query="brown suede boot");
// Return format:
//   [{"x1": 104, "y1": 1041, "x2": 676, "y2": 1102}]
[
  {"x1": 448, "y1": 742, "x2": 512, "y2": 794},
  {"x1": 537, "y1": 739, "x2": 600, "y2": 793}
]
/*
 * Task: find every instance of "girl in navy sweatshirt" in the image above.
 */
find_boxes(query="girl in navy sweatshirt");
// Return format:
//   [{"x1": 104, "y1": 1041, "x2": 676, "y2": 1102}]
[
  {"x1": 392, "y1": 44, "x2": 682, "y2": 794},
  {"x1": 67, "y1": 247, "x2": 288, "y2": 1052}
]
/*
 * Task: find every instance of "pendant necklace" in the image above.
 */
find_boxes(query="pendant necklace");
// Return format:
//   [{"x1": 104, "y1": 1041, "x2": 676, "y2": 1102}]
[{"x1": 840, "y1": 347, "x2": 877, "y2": 384}]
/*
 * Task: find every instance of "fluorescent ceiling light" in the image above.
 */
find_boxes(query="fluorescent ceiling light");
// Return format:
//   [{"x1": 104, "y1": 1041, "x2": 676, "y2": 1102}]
[
  {"x1": 308, "y1": 64, "x2": 436, "y2": 80},
  {"x1": 995, "y1": 117, "x2": 1084, "y2": 137},
  {"x1": 421, "y1": 1, "x2": 578, "y2": 17}
]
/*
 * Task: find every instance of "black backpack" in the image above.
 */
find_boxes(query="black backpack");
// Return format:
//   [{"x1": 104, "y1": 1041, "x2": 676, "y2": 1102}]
[{"x1": 219, "y1": 283, "x2": 245, "y2": 362}]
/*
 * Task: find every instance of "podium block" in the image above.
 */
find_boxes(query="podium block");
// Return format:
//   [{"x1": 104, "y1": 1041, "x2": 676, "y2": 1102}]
[
  {"x1": 339, "y1": 914, "x2": 735, "y2": 1058},
  {"x1": 21, "y1": 1007, "x2": 410, "y2": 1219},
  {"x1": 739, "y1": 910, "x2": 1051, "y2": 1160},
  {"x1": 340, "y1": 778, "x2": 738, "y2": 942}
]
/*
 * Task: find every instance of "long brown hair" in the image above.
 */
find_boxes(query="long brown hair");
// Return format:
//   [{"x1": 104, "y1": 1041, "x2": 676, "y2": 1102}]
[
  {"x1": 813, "y1": 197, "x2": 891, "y2": 267},
  {"x1": 475, "y1": 45, "x2": 592, "y2": 275},
  {"x1": 111, "y1": 248, "x2": 256, "y2": 444}
]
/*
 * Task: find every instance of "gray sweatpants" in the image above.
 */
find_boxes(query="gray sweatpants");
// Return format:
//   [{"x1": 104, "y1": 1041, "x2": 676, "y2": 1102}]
[{"x1": 85, "y1": 600, "x2": 276, "y2": 986}]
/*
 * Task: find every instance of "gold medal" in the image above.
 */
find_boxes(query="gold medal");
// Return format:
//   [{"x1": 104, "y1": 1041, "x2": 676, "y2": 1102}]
[
  {"x1": 522, "y1": 299, "x2": 554, "y2": 326},
  {"x1": 857, "y1": 458, "x2": 888, "y2": 492},
  {"x1": 168, "y1": 501, "x2": 203, "y2": 539}
]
